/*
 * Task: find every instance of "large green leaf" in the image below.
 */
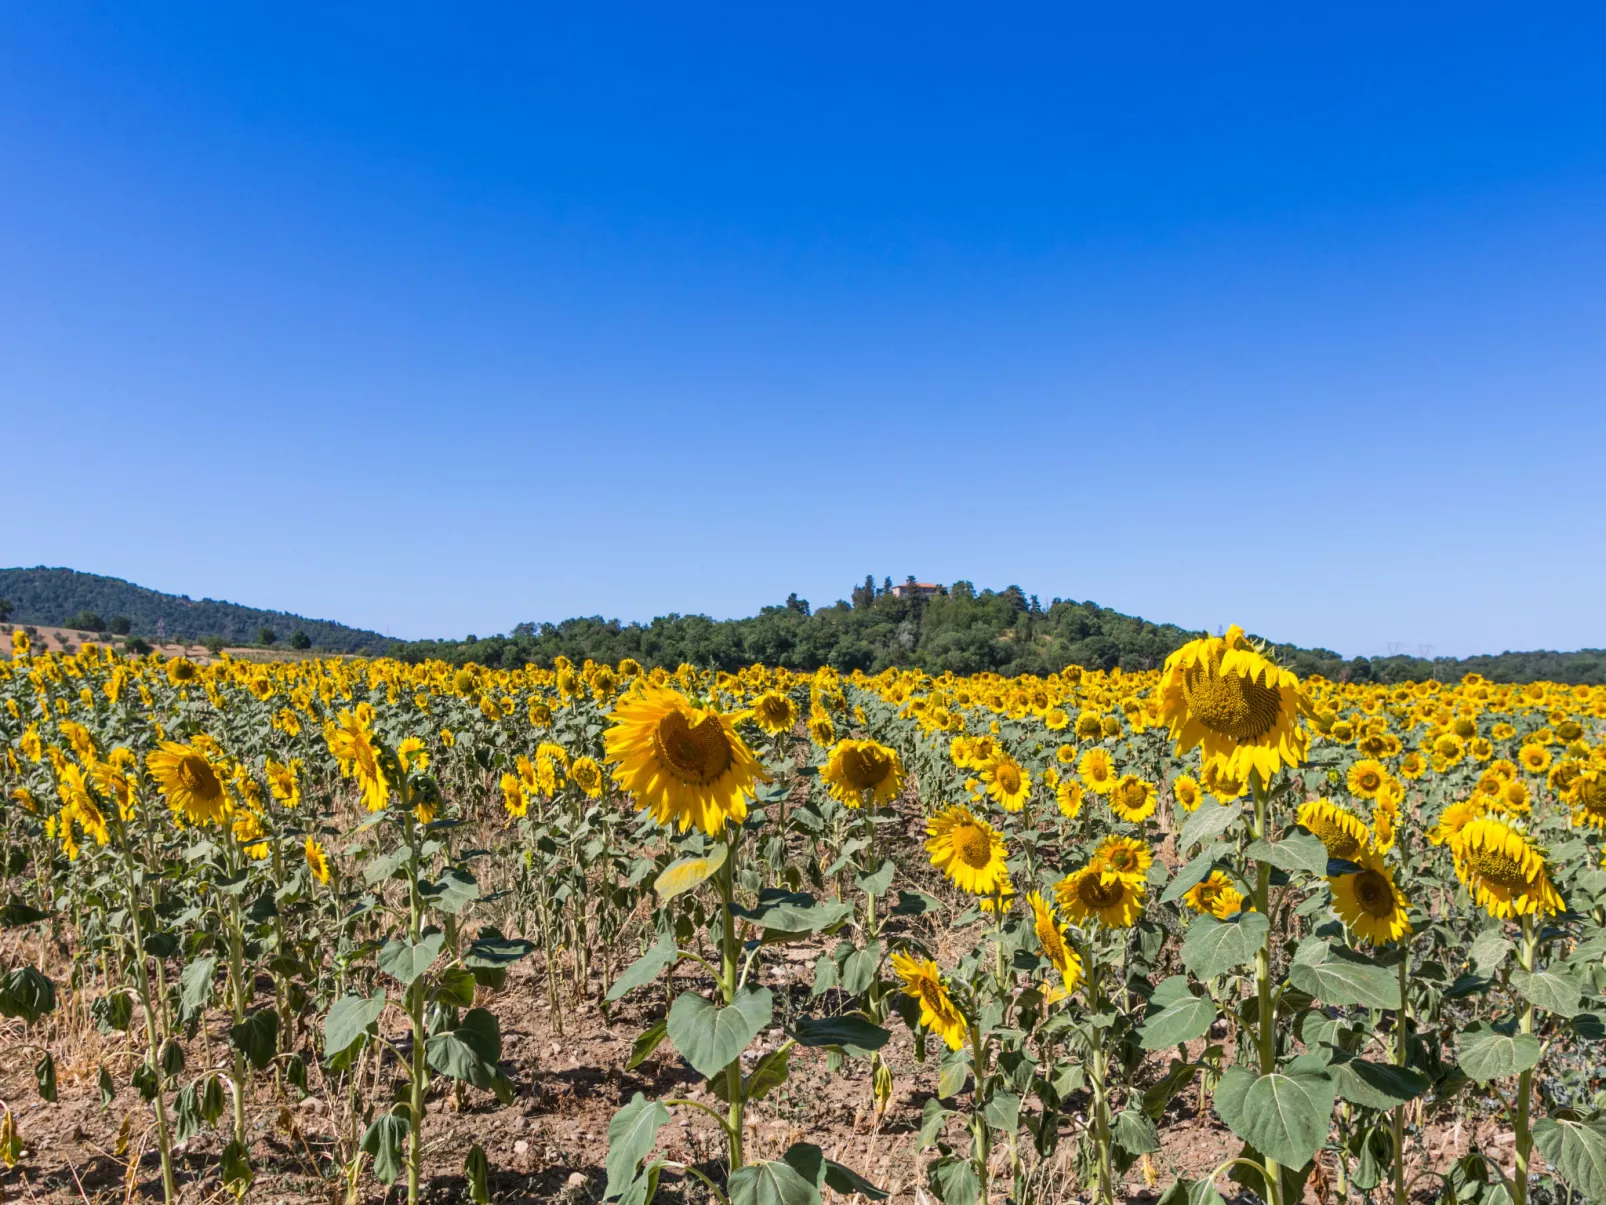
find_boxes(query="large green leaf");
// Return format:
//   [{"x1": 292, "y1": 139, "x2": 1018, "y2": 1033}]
[
  {"x1": 1213, "y1": 1066, "x2": 1335, "y2": 1170},
  {"x1": 1533, "y1": 1117, "x2": 1606, "y2": 1203},
  {"x1": 1139, "y1": 976, "x2": 1217, "y2": 1050},
  {"x1": 1161, "y1": 851, "x2": 1223, "y2": 904},
  {"x1": 1328, "y1": 1055, "x2": 1430, "y2": 1111},
  {"x1": 1180, "y1": 802, "x2": 1242, "y2": 851},
  {"x1": 1456, "y1": 1022, "x2": 1542, "y2": 1082},
  {"x1": 728, "y1": 1158, "x2": 820, "y2": 1205},
  {"x1": 791, "y1": 1013, "x2": 890, "y2": 1056},
  {"x1": 426, "y1": 1008, "x2": 507, "y2": 1095},
  {"x1": 177, "y1": 956, "x2": 217, "y2": 1027},
  {"x1": 1157, "y1": 1177, "x2": 1227, "y2": 1205},
  {"x1": 324, "y1": 991, "x2": 387, "y2": 1058},
  {"x1": 667, "y1": 988, "x2": 773, "y2": 1078},
  {"x1": 1512, "y1": 968, "x2": 1582, "y2": 1018},
  {"x1": 606, "y1": 934, "x2": 678, "y2": 1003},
  {"x1": 229, "y1": 1009, "x2": 279, "y2": 1071},
  {"x1": 1182, "y1": 912, "x2": 1269, "y2": 979},
  {"x1": 734, "y1": 890, "x2": 852, "y2": 936},
  {"x1": 1469, "y1": 928, "x2": 1513, "y2": 974},
  {"x1": 1245, "y1": 828, "x2": 1327, "y2": 875},
  {"x1": 0, "y1": 966, "x2": 57, "y2": 1026},
  {"x1": 418, "y1": 866, "x2": 479, "y2": 915},
  {"x1": 605, "y1": 1092, "x2": 671, "y2": 1199},
  {"x1": 1289, "y1": 941, "x2": 1401, "y2": 1009},
  {"x1": 377, "y1": 931, "x2": 445, "y2": 985},
  {"x1": 780, "y1": 1142, "x2": 889, "y2": 1201},
  {"x1": 361, "y1": 1109, "x2": 410, "y2": 1185}
]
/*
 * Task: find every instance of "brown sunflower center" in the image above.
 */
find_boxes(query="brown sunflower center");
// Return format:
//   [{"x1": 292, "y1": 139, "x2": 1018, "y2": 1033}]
[
  {"x1": 653, "y1": 710, "x2": 733, "y2": 785},
  {"x1": 1076, "y1": 873, "x2": 1126, "y2": 909},
  {"x1": 952, "y1": 823, "x2": 995, "y2": 869},
  {"x1": 1182, "y1": 662, "x2": 1284, "y2": 742},
  {"x1": 994, "y1": 764, "x2": 1021, "y2": 793},
  {"x1": 1356, "y1": 769, "x2": 1381, "y2": 791},
  {"x1": 176, "y1": 754, "x2": 222, "y2": 800},
  {"x1": 1352, "y1": 870, "x2": 1396, "y2": 918},
  {"x1": 1462, "y1": 845, "x2": 1532, "y2": 890},
  {"x1": 1308, "y1": 814, "x2": 1364, "y2": 861},
  {"x1": 840, "y1": 745, "x2": 893, "y2": 790}
]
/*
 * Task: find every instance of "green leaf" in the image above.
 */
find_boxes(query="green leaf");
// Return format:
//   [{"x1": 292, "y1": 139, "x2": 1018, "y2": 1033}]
[
  {"x1": 1512, "y1": 968, "x2": 1582, "y2": 1018},
  {"x1": 1157, "y1": 1177, "x2": 1227, "y2": 1205},
  {"x1": 1532, "y1": 1116, "x2": 1606, "y2": 1203},
  {"x1": 229, "y1": 1009, "x2": 279, "y2": 1071},
  {"x1": 626, "y1": 1020, "x2": 669, "y2": 1071},
  {"x1": 1180, "y1": 802, "x2": 1242, "y2": 851},
  {"x1": 734, "y1": 890, "x2": 853, "y2": 936},
  {"x1": 426, "y1": 1008, "x2": 506, "y2": 1095},
  {"x1": 744, "y1": 1045, "x2": 793, "y2": 1101},
  {"x1": 838, "y1": 942, "x2": 881, "y2": 997},
  {"x1": 855, "y1": 863, "x2": 895, "y2": 897},
  {"x1": 221, "y1": 1139, "x2": 254, "y2": 1197},
  {"x1": 418, "y1": 866, "x2": 479, "y2": 915},
  {"x1": 1246, "y1": 827, "x2": 1328, "y2": 875},
  {"x1": 434, "y1": 965, "x2": 477, "y2": 1009},
  {"x1": 464, "y1": 926, "x2": 536, "y2": 966},
  {"x1": 1113, "y1": 1106, "x2": 1162, "y2": 1155},
  {"x1": 927, "y1": 1155, "x2": 980, "y2": 1205},
  {"x1": 1456, "y1": 1022, "x2": 1542, "y2": 1082},
  {"x1": 1328, "y1": 1055, "x2": 1429, "y2": 1111},
  {"x1": 1139, "y1": 976, "x2": 1217, "y2": 1049},
  {"x1": 324, "y1": 992, "x2": 387, "y2": 1059},
  {"x1": 1213, "y1": 1065, "x2": 1335, "y2": 1170},
  {"x1": 780, "y1": 1142, "x2": 890, "y2": 1201},
  {"x1": 937, "y1": 1050, "x2": 971, "y2": 1099},
  {"x1": 177, "y1": 957, "x2": 217, "y2": 1027},
  {"x1": 605, "y1": 1092, "x2": 671, "y2": 1199},
  {"x1": 667, "y1": 988, "x2": 773, "y2": 1078},
  {"x1": 791, "y1": 1013, "x2": 890, "y2": 1056},
  {"x1": 1289, "y1": 941, "x2": 1401, "y2": 1009},
  {"x1": 983, "y1": 1091, "x2": 1021, "y2": 1132},
  {"x1": 919, "y1": 1097, "x2": 953, "y2": 1147},
  {"x1": 655, "y1": 845, "x2": 727, "y2": 903},
  {"x1": 378, "y1": 931, "x2": 445, "y2": 985},
  {"x1": 98, "y1": 1064, "x2": 115, "y2": 1108},
  {"x1": 1469, "y1": 928, "x2": 1513, "y2": 974},
  {"x1": 1161, "y1": 851, "x2": 1222, "y2": 904},
  {"x1": 0, "y1": 966, "x2": 57, "y2": 1026},
  {"x1": 34, "y1": 1051, "x2": 56, "y2": 1102},
  {"x1": 728, "y1": 1158, "x2": 821, "y2": 1205},
  {"x1": 465, "y1": 1143, "x2": 490, "y2": 1205},
  {"x1": 0, "y1": 898, "x2": 48, "y2": 927},
  {"x1": 361, "y1": 1109, "x2": 410, "y2": 1185},
  {"x1": 607, "y1": 934, "x2": 678, "y2": 1003},
  {"x1": 1182, "y1": 912, "x2": 1269, "y2": 979}
]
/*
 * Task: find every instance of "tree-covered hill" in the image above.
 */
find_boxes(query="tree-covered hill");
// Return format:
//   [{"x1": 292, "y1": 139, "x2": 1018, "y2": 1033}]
[{"x1": 0, "y1": 567, "x2": 392, "y2": 654}]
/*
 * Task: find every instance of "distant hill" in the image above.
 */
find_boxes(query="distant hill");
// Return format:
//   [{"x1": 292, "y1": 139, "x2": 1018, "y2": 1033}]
[
  {"x1": 4, "y1": 568, "x2": 1601, "y2": 683},
  {"x1": 0, "y1": 567, "x2": 393, "y2": 655}
]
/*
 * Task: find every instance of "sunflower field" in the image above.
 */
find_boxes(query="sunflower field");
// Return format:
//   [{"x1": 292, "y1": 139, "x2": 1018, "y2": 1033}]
[{"x1": 2, "y1": 624, "x2": 1605, "y2": 1205}]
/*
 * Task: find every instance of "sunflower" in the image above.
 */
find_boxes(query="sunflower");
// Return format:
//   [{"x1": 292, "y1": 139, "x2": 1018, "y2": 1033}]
[
  {"x1": 1092, "y1": 834, "x2": 1152, "y2": 886},
  {"x1": 891, "y1": 952, "x2": 968, "y2": 1051},
  {"x1": 1055, "y1": 864, "x2": 1144, "y2": 929},
  {"x1": 1044, "y1": 707, "x2": 1070, "y2": 732},
  {"x1": 1564, "y1": 768, "x2": 1606, "y2": 830},
  {"x1": 1158, "y1": 625, "x2": 1307, "y2": 783},
  {"x1": 1074, "y1": 711, "x2": 1105, "y2": 741},
  {"x1": 1078, "y1": 747, "x2": 1116, "y2": 794},
  {"x1": 1518, "y1": 744, "x2": 1551, "y2": 774},
  {"x1": 1329, "y1": 849, "x2": 1411, "y2": 945},
  {"x1": 807, "y1": 712, "x2": 835, "y2": 747},
  {"x1": 396, "y1": 737, "x2": 430, "y2": 774},
  {"x1": 1107, "y1": 774, "x2": 1157, "y2": 823},
  {"x1": 146, "y1": 741, "x2": 229, "y2": 825},
  {"x1": 979, "y1": 755, "x2": 1030, "y2": 813},
  {"x1": 166, "y1": 657, "x2": 200, "y2": 686},
  {"x1": 1055, "y1": 778, "x2": 1085, "y2": 819},
  {"x1": 325, "y1": 709, "x2": 391, "y2": 812},
  {"x1": 1201, "y1": 759, "x2": 1247, "y2": 803},
  {"x1": 821, "y1": 739, "x2": 905, "y2": 808},
  {"x1": 265, "y1": 759, "x2": 301, "y2": 808},
  {"x1": 925, "y1": 805, "x2": 1009, "y2": 896},
  {"x1": 500, "y1": 772, "x2": 529, "y2": 818},
  {"x1": 1346, "y1": 759, "x2": 1388, "y2": 800},
  {"x1": 570, "y1": 756, "x2": 605, "y2": 799},
  {"x1": 304, "y1": 836, "x2": 332, "y2": 885},
  {"x1": 1171, "y1": 774, "x2": 1202, "y2": 812},
  {"x1": 751, "y1": 691, "x2": 798, "y2": 736},
  {"x1": 1297, "y1": 798, "x2": 1371, "y2": 861},
  {"x1": 1454, "y1": 817, "x2": 1564, "y2": 919},
  {"x1": 1428, "y1": 799, "x2": 1484, "y2": 848},
  {"x1": 1182, "y1": 870, "x2": 1247, "y2": 919},
  {"x1": 1055, "y1": 743, "x2": 1077, "y2": 766},
  {"x1": 604, "y1": 685, "x2": 767, "y2": 835},
  {"x1": 1028, "y1": 892, "x2": 1083, "y2": 992}
]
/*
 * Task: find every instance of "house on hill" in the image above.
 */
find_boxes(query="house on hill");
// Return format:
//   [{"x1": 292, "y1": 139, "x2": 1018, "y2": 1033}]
[{"x1": 891, "y1": 580, "x2": 942, "y2": 600}]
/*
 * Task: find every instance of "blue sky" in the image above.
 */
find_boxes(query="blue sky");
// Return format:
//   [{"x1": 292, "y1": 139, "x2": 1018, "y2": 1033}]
[{"x1": 2, "y1": 4, "x2": 1603, "y2": 656}]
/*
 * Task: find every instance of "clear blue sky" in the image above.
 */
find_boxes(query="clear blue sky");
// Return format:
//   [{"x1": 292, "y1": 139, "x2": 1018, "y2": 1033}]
[{"x1": 3, "y1": 5, "x2": 1603, "y2": 657}]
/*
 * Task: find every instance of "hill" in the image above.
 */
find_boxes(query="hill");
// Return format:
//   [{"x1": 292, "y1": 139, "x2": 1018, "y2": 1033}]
[{"x1": 0, "y1": 567, "x2": 393, "y2": 655}]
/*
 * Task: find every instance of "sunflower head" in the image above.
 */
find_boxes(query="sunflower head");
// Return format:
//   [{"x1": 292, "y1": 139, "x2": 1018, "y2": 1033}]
[
  {"x1": 1078, "y1": 747, "x2": 1116, "y2": 794},
  {"x1": 1297, "y1": 798, "x2": 1371, "y2": 861},
  {"x1": 752, "y1": 690, "x2": 798, "y2": 736},
  {"x1": 925, "y1": 805, "x2": 1008, "y2": 896},
  {"x1": 1454, "y1": 817, "x2": 1563, "y2": 919},
  {"x1": 1027, "y1": 891, "x2": 1083, "y2": 991},
  {"x1": 1158, "y1": 626, "x2": 1308, "y2": 783},
  {"x1": 1107, "y1": 774, "x2": 1157, "y2": 823},
  {"x1": 1183, "y1": 870, "x2": 1247, "y2": 919},
  {"x1": 1093, "y1": 834, "x2": 1152, "y2": 885},
  {"x1": 1329, "y1": 848, "x2": 1411, "y2": 945},
  {"x1": 1054, "y1": 864, "x2": 1144, "y2": 929},
  {"x1": 890, "y1": 952, "x2": 968, "y2": 1051},
  {"x1": 822, "y1": 739, "x2": 905, "y2": 807},
  {"x1": 146, "y1": 741, "x2": 229, "y2": 826}
]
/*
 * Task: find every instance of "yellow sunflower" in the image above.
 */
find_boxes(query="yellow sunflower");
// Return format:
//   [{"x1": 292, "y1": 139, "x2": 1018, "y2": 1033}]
[
  {"x1": 1428, "y1": 799, "x2": 1484, "y2": 849},
  {"x1": 979, "y1": 755, "x2": 1030, "y2": 813},
  {"x1": 1329, "y1": 849, "x2": 1411, "y2": 945},
  {"x1": 570, "y1": 756, "x2": 605, "y2": 799},
  {"x1": 1518, "y1": 744, "x2": 1551, "y2": 774},
  {"x1": 1055, "y1": 778, "x2": 1085, "y2": 819},
  {"x1": 265, "y1": 758, "x2": 301, "y2": 808},
  {"x1": 1182, "y1": 870, "x2": 1247, "y2": 919},
  {"x1": 891, "y1": 952, "x2": 968, "y2": 1051},
  {"x1": 751, "y1": 690, "x2": 798, "y2": 736},
  {"x1": 325, "y1": 708, "x2": 392, "y2": 812},
  {"x1": 1454, "y1": 817, "x2": 1564, "y2": 919},
  {"x1": 821, "y1": 739, "x2": 905, "y2": 808},
  {"x1": 146, "y1": 741, "x2": 229, "y2": 825},
  {"x1": 1158, "y1": 625, "x2": 1307, "y2": 783},
  {"x1": 604, "y1": 685, "x2": 767, "y2": 835},
  {"x1": 1201, "y1": 759, "x2": 1248, "y2": 803},
  {"x1": 1564, "y1": 768, "x2": 1606, "y2": 830},
  {"x1": 925, "y1": 805, "x2": 1009, "y2": 896},
  {"x1": 1297, "y1": 798, "x2": 1371, "y2": 861},
  {"x1": 1028, "y1": 892, "x2": 1083, "y2": 992},
  {"x1": 1078, "y1": 747, "x2": 1117, "y2": 794},
  {"x1": 1054, "y1": 864, "x2": 1145, "y2": 929},
  {"x1": 1346, "y1": 758, "x2": 1388, "y2": 800},
  {"x1": 1093, "y1": 834, "x2": 1152, "y2": 886},
  {"x1": 807, "y1": 712, "x2": 835, "y2": 747},
  {"x1": 1107, "y1": 774, "x2": 1157, "y2": 823},
  {"x1": 1171, "y1": 774, "x2": 1202, "y2": 812},
  {"x1": 304, "y1": 836, "x2": 332, "y2": 885}
]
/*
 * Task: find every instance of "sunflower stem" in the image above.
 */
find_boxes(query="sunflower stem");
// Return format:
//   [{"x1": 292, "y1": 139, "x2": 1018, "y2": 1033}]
[
  {"x1": 1251, "y1": 773, "x2": 1282, "y2": 1205},
  {"x1": 1393, "y1": 947, "x2": 1409, "y2": 1205},
  {"x1": 1513, "y1": 914, "x2": 1537, "y2": 1205},
  {"x1": 718, "y1": 834, "x2": 745, "y2": 1174}
]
